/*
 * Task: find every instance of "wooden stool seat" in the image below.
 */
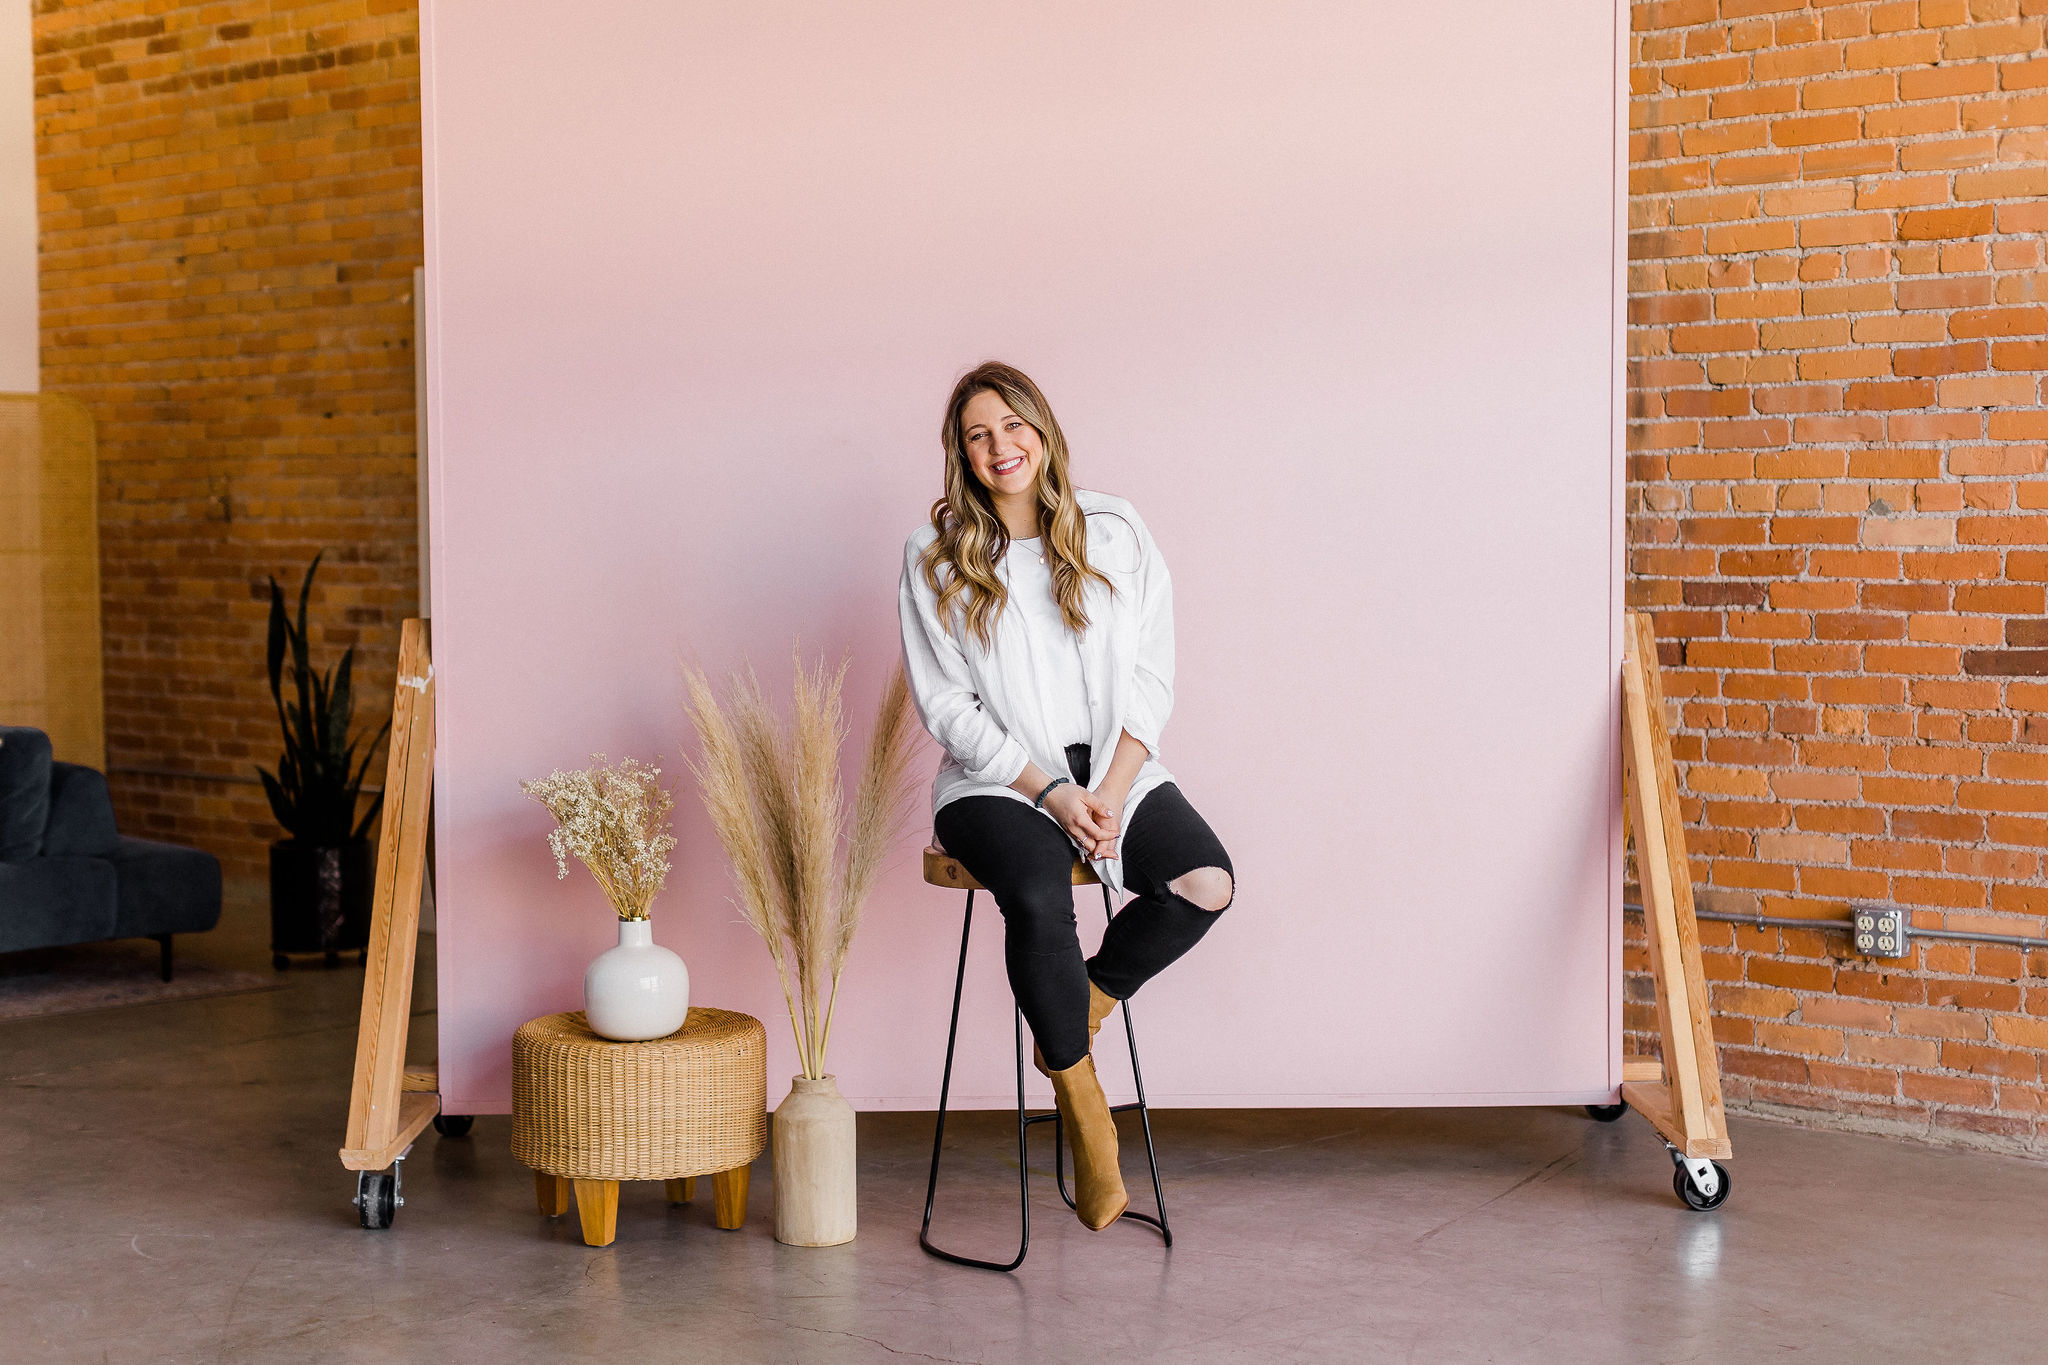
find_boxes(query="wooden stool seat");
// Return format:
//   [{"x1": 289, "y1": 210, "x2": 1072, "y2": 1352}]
[
  {"x1": 923, "y1": 843, "x2": 1099, "y2": 892},
  {"x1": 511, "y1": 1007, "x2": 767, "y2": 1246}
]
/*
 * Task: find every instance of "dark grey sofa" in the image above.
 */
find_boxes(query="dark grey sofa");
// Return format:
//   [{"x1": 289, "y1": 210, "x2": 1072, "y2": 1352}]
[{"x1": 0, "y1": 726, "x2": 222, "y2": 980}]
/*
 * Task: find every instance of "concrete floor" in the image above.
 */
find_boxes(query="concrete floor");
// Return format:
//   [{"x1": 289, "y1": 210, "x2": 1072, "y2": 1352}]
[{"x1": 6, "y1": 908, "x2": 2048, "y2": 1363}]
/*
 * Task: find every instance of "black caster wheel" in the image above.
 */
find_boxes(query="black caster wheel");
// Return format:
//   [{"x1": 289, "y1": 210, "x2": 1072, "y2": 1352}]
[
  {"x1": 355, "y1": 1168, "x2": 400, "y2": 1229},
  {"x1": 272, "y1": 953, "x2": 290, "y2": 971},
  {"x1": 1586, "y1": 1102, "x2": 1627, "y2": 1122},
  {"x1": 323, "y1": 950, "x2": 341, "y2": 969},
  {"x1": 433, "y1": 1114, "x2": 474, "y2": 1138},
  {"x1": 1673, "y1": 1160, "x2": 1730, "y2": 1211}
]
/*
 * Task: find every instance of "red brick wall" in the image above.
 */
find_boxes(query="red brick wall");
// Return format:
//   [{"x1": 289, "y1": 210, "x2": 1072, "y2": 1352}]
[
  {"x1": 31, "y1": 0, "x2": 2048, "y2": 1148},
  {"x1": 34, "y1": 0, "x2": 422, "y2": 895},
  {"x1": 1626, "y1": 0, "x2": 2048, "y2": 1152}
]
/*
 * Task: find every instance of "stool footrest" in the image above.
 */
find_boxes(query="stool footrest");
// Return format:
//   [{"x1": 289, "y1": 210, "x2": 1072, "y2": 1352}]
[{"x1": 1023, "y1": 1101, "x2": 1147, "y2": 1127}]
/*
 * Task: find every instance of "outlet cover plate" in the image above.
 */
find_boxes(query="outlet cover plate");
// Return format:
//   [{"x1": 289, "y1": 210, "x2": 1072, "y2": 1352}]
[{"x1": 1853, "y1": 903, "x2": 1910, "y2": 959}]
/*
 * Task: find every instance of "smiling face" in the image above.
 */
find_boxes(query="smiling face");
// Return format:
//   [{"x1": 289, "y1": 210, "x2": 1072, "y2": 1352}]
[{"x1": 958, "y1": 388, "x2": 1045, "y2": 509}]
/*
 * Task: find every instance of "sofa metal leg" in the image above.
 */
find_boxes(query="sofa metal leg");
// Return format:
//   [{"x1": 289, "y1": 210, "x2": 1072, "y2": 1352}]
[{"x1": 155, "y1": 934, "x2": 173, "y2": 982}]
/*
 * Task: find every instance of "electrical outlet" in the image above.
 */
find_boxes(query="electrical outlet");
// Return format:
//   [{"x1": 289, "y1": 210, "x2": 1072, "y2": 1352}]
[{"x1": 1853, "y1": 903, "x2": 1910, "y2": 959}]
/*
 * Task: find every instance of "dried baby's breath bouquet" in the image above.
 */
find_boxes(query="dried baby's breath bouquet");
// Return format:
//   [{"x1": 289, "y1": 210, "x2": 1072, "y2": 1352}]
[{"x1": 520, "y1": 754, "x2": 678, "y2": 921}]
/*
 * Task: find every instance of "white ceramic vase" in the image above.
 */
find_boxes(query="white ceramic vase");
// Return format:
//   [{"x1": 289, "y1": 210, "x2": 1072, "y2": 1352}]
[
  {"x1": 582, "y1": 918, "x2": 689, "y2": 1041},
  {"x1": 772, "y1": 1074, "x2": 857, "y2": 1246}
]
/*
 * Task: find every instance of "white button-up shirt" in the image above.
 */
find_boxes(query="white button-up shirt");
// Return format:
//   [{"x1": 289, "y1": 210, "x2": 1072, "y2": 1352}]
[{"x1": 898, "y1": 487, "x2": 1176, "y2": 899}]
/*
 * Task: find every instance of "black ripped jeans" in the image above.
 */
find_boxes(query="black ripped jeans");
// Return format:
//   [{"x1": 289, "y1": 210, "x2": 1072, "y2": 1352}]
[{"x1": 933, "y1": 742, "x2": 1234, "y2": 1073}]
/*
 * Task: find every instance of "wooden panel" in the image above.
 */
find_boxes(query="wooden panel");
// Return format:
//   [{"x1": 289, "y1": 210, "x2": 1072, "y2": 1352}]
[
  {"x1": 341, "y1": 619, "x2": 437, "y2": 1165},
  {"x1": 1622, "y1": 618, "x2": 1699, "y2": 1133},
  {"x1": 0, "y1": 395, "x2": 47, "y2": 735},
  {"x1": 340, "y1": 1090, "x2": 440, "y2": 1171},
  {"x1": 1620, "y1": 1079, "x2": 1675, "y2": 1143},
  {"x1": 1631, "y1": 613, "x2": 1728, "y2": 1147},
  {"x1": 1621, "y1": 612, "x2": 1729, "y2": 1160},
  {"x1": 1621, "y1": 1079, "x2": 1733, "y2": 1161},
  {"x1": 0, "y1": 395, "x2": 104, "y2": 767},
  {"x1": 34, "y1": 398, "x2": 103, "y2": 767}
]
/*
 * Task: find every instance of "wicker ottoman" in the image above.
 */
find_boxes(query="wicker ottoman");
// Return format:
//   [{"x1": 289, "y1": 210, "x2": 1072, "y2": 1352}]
[{"x1": 511, "y1": 1007, "x2": 768, "y2": 1247}]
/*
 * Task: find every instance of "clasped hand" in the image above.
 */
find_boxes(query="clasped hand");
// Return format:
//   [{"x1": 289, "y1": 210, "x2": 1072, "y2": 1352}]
[{"x1": 1044, "y1": 782, "x2": 1122, "y2": 861}]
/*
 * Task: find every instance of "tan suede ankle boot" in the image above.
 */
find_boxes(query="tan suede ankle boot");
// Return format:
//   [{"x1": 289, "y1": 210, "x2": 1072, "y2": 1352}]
[
  {"x1": 1047, "y1": 1052, "x2": 1128, "y2": 1230},
  {"x1": 1033, "y1": 981, "x2": 1120, "y2": 1078}
]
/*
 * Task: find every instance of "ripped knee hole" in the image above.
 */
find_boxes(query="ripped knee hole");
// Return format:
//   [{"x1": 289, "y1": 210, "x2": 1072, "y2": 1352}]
[{"x1": 1168, "y1": 866, "x2": 1234, "y2": 912}]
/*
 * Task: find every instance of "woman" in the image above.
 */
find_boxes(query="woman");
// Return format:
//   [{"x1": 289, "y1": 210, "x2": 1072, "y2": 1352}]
[{"x1": 897, "y1": 361, "x2": 1235, "y2": 1232}]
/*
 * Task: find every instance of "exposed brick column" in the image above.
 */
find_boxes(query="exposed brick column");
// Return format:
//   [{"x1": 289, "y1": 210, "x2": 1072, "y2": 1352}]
[
  {"x1": 1628, "y1": 0, "x2": 2048, "y2": 1151},
  {"x1": 34, "y1": 1, "x2": 422, "y2": 894}
]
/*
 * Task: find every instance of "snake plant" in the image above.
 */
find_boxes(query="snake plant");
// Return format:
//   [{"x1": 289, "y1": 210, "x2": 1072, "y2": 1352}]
[{"x1": 256, "y1": 552, "x2": 391, "y2": 845}]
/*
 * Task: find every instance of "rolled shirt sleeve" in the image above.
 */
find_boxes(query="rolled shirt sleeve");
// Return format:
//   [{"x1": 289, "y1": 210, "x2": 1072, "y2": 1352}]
[{"x1": 899, "y1": 534, "x2": 1031, "y2": 787}]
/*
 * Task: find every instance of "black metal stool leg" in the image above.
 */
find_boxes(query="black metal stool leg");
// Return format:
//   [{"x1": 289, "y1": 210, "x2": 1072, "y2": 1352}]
[
  {"x1": 1052, "y1": 885, "x2": 1173, "y2": 1244},
  {"x1": 920, "y1": 890, "x2": 1035, "y2": 1271}
]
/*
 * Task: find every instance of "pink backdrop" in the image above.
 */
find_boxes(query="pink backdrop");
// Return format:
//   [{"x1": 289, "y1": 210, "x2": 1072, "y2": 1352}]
[{"x1": 422, "y1": 0, "x2": 1626, "y2": 1113}]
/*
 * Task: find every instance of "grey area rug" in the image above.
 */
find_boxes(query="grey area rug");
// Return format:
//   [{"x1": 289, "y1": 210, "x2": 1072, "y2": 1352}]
[{"x1": 0, "y1": 940, "x2": 282, "y2": 1022}]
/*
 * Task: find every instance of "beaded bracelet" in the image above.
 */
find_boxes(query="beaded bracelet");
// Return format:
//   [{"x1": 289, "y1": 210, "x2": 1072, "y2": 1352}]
[{"x1": 1033, "y1": 776, "x2": 1071, "y2": 810}]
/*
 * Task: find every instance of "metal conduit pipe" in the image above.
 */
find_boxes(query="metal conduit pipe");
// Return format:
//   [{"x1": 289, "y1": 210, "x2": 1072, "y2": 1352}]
[
  {"x1": 1622, "y1": 901, "x2": 2048, "y2": 954},
  {"x1": 1918, "y1": 927, "x2": 2048, "y2": 951}
]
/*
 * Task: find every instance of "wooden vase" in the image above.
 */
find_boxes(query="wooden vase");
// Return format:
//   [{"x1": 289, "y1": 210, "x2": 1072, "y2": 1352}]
[{"x1": 772, "y1": 1073, "x2": 857, "y2": 1246}]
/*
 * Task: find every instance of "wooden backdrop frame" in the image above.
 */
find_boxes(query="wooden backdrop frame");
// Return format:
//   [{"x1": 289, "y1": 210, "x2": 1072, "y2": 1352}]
[
  {"x1": 340, "y1": 617, "x2": 441, "y2": 1174},
  {"x1": 1619, "y1": 610, "x2": 1731, "y2": 1162},
  {"x1": 332, "y1": 612, "x2": 1730, "y2": 1203}
]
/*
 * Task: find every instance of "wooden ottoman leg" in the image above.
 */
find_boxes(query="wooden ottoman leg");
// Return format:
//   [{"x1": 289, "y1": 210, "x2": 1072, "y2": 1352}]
[
  {"x1": 713, "y1": 1165, "x2": 750, "y2": 1230},
  {"x1": 573, "y1": 1178, "x2": 619, "y2": 1246},
  {"x1": 665, "y1": 1177, "x2": 697, "y2": 1204},
  {"x1": 535, "y1": 1171, "x2": 569, "y2": 1217}
]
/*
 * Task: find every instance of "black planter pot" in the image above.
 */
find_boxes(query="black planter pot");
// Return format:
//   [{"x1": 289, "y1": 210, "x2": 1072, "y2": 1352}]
[{"x1": 270, "y1": 838, "x2": 373, "y2": 968}]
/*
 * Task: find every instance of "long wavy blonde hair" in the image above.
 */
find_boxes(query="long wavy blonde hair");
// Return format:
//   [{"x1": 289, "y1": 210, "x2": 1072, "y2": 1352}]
[{"x1": 919, "y1": 361, "x2": 1115, "y2": 652}]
